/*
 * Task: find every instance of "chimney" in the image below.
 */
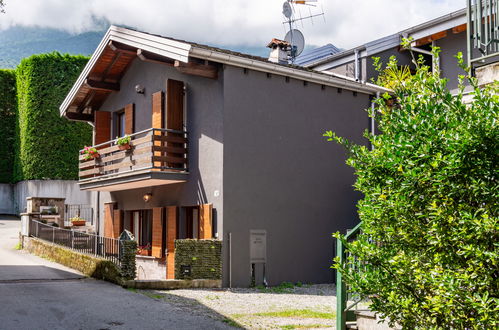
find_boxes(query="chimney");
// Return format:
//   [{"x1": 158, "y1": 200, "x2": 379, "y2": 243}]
[{"x1": 267, "y1": 38, "x2": 290, "y2": 64}]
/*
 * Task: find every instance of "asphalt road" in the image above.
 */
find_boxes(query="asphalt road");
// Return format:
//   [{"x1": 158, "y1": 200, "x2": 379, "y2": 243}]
[{"x1": 0, "y1": 215, "x2": 231, "y2": 330}]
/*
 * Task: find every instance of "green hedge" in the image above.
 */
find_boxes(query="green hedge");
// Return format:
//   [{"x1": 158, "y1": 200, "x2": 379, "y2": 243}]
[
  {"x1": 175, "y1": 239, "x2": 222, "y2": 280},
  {"x1": 13, "y1": 52, "x2": 92, "y2": 181},
  {"x1": 0, "y1": 70, "x2": 16, "y2": 183}
]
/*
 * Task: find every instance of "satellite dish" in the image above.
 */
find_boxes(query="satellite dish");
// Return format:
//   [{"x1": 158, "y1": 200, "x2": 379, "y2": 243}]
[
  {"x1": 282, "y1": 2, "x2": 292, "y2": 18},
  {"x1": 284, "y1": 29, "x2": 305, "y2": 57}
]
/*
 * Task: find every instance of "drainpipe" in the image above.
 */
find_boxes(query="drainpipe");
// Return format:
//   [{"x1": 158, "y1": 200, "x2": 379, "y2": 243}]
[
  {"x1": 354, "y1": 49, "x2": 360, "y2": 81},
  {"x1": 228, "y1": 232, "x2": 232, "y2": 288}
]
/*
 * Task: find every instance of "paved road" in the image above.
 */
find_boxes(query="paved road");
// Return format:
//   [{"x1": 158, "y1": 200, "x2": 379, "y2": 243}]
[{"x1": 0, "y1": 216, "x2": 231, "y2": 330}]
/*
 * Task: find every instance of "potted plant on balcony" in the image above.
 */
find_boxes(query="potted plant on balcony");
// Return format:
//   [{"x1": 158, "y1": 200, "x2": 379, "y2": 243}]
[
  {"x1": 137, "y1": 243, "x2": 152, "y2": 256},
  {"x1": 82, "y1": 146, "x2": 100, "y2": 160},
  {"x1": 70, "y1": 216, "x2": 86, "y2": 226},
  {"x1": 116, "y1": 135, "x2": 132, "y2": 151}
]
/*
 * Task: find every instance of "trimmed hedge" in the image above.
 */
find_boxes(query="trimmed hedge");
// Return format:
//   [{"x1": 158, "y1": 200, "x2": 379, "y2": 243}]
[
  {"x1": 13, "y1": 52, "x2": 92, "y2": 181},
  {"x1": 0, "y1": 70, "x2": 16, "y2": 183},
  {"x1": 175, "y1": 239, "x2": 222, "y2": 280}
]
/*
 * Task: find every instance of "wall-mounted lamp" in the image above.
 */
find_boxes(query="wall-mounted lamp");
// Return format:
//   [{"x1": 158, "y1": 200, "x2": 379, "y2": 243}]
[
  {"x1": 143, "y1": 193, "x2": 152, "y2": 203},
  {"x1": 135, "y1": 84, "x2": 145, "y2": 94}
]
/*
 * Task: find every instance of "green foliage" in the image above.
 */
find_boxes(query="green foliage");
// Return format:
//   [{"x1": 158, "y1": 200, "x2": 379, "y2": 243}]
[
  {"x1": 120, "y1": 240, "x2": 137, "y2": 280},
  {"x1": 372, "y1": 56, "x2": 412, "y2": 91},
  {"x1": 0, "y1": 69, "x2": 16, "y2": 182},
  {"x1": 13, "y1": 52, "x2": 92, "y2": 181},
  {"x1": 326, "y1": 51, "x2": 498, "y2": 328}
]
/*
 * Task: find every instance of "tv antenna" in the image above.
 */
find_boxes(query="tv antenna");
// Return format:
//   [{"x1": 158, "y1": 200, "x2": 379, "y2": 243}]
[{"x1": 281, "y1": 0, "x2": 325, "y2": 63}]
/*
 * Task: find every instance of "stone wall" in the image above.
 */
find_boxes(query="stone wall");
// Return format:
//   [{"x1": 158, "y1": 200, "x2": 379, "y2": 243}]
[
  {"x1": 136, "y1": 256, "x2": 166, "y2": 280},
  {"x1": 175, "y1": 239, "x2": 222, "y2": 280}
]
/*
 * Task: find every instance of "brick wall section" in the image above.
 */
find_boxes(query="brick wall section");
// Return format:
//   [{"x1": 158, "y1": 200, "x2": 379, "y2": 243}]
[{"x1": 175, "y1": 239, "x2": 222, "y2": 280}]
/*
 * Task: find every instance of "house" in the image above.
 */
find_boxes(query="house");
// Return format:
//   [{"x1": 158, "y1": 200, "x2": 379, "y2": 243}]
[
  {"x1": 305, "y1": 7, "x2": 499, "y2": 95},
  {"x1": 59, "y1": 25, "x2": 387, "y2": 286}
]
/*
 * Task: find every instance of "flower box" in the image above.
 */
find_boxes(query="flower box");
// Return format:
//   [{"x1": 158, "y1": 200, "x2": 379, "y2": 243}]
[
  {"x1": 72, "y1": 220, "x2": 86, "y2": 226},
  {"x1": 118, "y1": 143, "x2": 131, "y2": 151}
]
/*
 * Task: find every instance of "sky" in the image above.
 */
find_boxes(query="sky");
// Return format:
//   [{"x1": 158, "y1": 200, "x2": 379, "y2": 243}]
[{"x1": 0, "y1": 0, "x2": 464, "y2": 49}]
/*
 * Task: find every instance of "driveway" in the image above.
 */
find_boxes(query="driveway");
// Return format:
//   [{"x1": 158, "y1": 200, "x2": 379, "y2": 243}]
[{"x1": 0, "y1": 215, "x2": 232, "y2": 330}]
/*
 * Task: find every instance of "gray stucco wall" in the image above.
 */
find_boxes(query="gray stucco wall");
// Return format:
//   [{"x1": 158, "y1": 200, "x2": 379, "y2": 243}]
[
  {"x1": 435, "y1": 31, "x2": 469, "y2": 93},
  {"x1": 222, "y1": 66, "x2": 372, "y2": 287},
  {"x1": 97, "y1": 59, "x2": 224, "y2": 236},
  {"x1": 0, "y1": 184, "x2": 14, "y2": 214}
]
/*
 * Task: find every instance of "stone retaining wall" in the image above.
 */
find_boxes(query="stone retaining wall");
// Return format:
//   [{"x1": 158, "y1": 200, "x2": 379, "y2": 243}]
[{"x1": 175, "y1": 239, "x2": 222, "y2": 280}]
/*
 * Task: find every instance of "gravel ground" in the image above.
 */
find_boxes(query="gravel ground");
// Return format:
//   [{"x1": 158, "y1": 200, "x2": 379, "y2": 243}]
[{"x1": 137, "y1": 284, "x2": 337, "y2": 329}]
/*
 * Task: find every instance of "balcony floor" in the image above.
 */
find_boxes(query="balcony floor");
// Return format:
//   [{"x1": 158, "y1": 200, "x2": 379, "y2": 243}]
[{"x1": 79, "y1": 170, "x2": 188, "y2": 191}]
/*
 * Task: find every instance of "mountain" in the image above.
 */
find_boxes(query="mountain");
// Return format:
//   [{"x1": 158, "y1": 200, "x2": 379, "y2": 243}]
[
  {"x1": 0, "y1": 26, "x2": 106, "y2": 68},
  {"x1": 0, "y1": 26, "x2": 319, "y2": 69}
]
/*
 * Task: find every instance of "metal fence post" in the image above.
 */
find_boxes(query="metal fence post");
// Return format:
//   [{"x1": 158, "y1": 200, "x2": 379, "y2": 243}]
[
  {"x1": 336, "y1": 238, "x2": 346, "y2": 330},
  {"x1": 52, "y1": 227, "x2": 55, "y2": 243}
]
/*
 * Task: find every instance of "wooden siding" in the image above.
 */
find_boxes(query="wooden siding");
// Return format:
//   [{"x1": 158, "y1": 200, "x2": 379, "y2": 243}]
[
  {"x1": 113, "y1": 209, "x2": 123, "y2": 239},
  {"x1": 104, "y1": 203, "x2": 115, "y2": 238}
]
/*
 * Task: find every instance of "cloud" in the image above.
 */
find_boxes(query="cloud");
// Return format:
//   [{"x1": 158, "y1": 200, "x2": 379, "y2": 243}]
[{"x1": 0, "y1": 0, "x2": 463, "y2": 49}]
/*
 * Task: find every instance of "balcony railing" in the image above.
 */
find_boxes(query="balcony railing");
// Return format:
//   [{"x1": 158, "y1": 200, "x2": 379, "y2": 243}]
[
  {"x1": 79, "y1": 128, "x2": 188, "y2": 182},
  {"x1": 467, "y1": 0, "x2": 499, "y2": 65}
]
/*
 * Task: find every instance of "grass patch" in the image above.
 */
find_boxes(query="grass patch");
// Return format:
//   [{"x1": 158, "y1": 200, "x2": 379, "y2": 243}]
[
  {"x1": 257, "y1": 281, "x2": 304, "y2": 294},
  {"x1": 126, "y1": 288, "x2": 164, "y2": 300},
  {"x1": 13, "y1": 242, "x2": 22, "y2": 250},
  {"x1": 280, "y1": 324, "x2": 331, "y2": 329},
  {"x1": 126, "y1": 288, "x2": 137, "y2": 293},
  {"x1": 205, "y1": 294, "x2": 220, "y2": 300},
  {"x1": 254, "y1": 309, "x2": 335, "y2": 319},
  {"x1": 222, "y1": 317, "x2": 243, "y2": 328}
]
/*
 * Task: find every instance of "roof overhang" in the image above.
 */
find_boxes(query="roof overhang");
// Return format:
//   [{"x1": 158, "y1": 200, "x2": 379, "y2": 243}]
[{"x1": 60, "y1": 26, "x2": 388, "y2": 120}]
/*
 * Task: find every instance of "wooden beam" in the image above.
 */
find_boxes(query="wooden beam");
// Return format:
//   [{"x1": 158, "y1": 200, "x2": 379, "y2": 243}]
[
  {"x1": 85, "y1": 79, "x2": 120, "y2": 92},
  {"x1": 452, "y1": 23, "x2": 467, "y2": 34},
  {"x1": 174, "y1": 60, "x2": 218, "y2": 79},
  {"x1": 108, "y1": 41, "x2": 137, "y2": 55},
  {"x1": 137, "y1": 49, "x2": 174, "y2": 66},
  {"x1": 64, "y1": 112, "x2": 94, "y2": 122},
  {"x1": 77, "y1": 90, "x2": 96, "y2": 113},
  {"x1": 413, "y1": 30, "x2": 448, "y2": 47}
]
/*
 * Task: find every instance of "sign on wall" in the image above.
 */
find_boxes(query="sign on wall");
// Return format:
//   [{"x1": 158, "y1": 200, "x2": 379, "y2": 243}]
[{"x1": 250, "y1": 229, "x2": 267, "y2": 263}]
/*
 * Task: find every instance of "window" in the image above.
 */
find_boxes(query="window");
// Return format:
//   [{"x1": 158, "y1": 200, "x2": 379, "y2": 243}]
[
  {"x1": 115, "y1": 110, "x2": 125, "y2": 137},
  {"x1": 181, "y1": 206, "x2": 199, "y2": 239},
  {"x1": 131, "y1": 210, "x2": 152, "y2": 247}
]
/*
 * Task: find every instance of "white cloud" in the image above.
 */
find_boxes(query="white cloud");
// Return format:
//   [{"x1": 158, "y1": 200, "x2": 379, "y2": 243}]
[{"x1": 0, "y1": 0, "x2": 464, "y2": 49}]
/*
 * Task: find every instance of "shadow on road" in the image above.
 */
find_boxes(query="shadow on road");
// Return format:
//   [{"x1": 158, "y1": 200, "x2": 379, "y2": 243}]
[{"x1": 0, "y1": 265, "x2": 84, "y2": 282}]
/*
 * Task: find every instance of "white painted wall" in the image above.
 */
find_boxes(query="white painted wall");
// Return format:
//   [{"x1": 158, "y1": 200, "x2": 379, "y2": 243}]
[
  {"x1": 13, "y1": 180, "x2": 93, "y2": 214},
  {"x1": 0, "y1": 184, "x2": 15, "y2": 214}
]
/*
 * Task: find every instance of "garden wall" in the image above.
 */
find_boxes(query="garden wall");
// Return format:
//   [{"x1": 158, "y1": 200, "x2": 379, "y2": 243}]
[{"x1": 175, "y1": 239, "x2": 222, "y2": 280}]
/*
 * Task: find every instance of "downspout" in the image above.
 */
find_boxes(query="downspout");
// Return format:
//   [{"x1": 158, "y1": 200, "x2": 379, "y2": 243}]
[
  {"x1": 228, "y1": 232, "x2": 232, "y2": 288},
  {"x1": 354, "y1": 49, "x2": 360, "y2": 81}
]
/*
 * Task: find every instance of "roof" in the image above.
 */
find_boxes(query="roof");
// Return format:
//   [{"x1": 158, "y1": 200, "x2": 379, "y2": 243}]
[
  {"x1": 60, "y1": 26, "x2": 389, "y2": 120},
  {"x1": 309, "y1": 7, "x2": 467, "y2": 70},
  {"x1": 294, "y1": 44, "x2": 341, "y2": 66}
]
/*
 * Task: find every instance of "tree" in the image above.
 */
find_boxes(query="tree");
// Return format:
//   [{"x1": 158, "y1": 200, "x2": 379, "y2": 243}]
[{"x1": 325, "y1": 49, "x2": 498, "y2": 328}]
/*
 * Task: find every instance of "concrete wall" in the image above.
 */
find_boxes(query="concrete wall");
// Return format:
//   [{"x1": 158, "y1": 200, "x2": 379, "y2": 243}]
[
  {"x1": 222, "y1": 66, "x2": 372, "y2": 287},
  {"x1": 14, "y1": 180, "x2": 93, "y2": 215},
  {"x1": 0, "y1": 184, "x2": 14, "y2": 214},
  {"x1": 97, "y1": 58, "x2": 224, "y2": 236}
]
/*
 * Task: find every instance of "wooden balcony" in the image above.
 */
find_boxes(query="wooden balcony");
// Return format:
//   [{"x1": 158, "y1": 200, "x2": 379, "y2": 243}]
[{"x1": 78, "y1": 128, "x2": 188, "y2": 191}]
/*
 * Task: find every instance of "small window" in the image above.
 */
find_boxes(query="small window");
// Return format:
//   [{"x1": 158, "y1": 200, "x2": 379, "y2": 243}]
[{"x1": 115, "y1": 110, "x2": 125, "y2": 137}]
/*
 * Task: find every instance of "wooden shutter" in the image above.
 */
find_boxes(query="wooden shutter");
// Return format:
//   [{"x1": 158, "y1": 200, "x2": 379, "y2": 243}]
[
  {"x1": 124, "y1": 103, "x2": 134, "y2": 135},
  {"x1": 152, "y1": 91, "x2": 164, "y2": 169},
  {"x1": 199, "y1": 204, "x2": 213, "y2": 239},
  {"x1": 94, "y1": 111, "x2": 111, "y2": 146},
  {"x1": 152, "y1": 207, "x2": 164, "y2": 258},
  {"x1": 166, "y1": 79, "x2": 185, "y2": 168},
  {"x1": 166, "y1": 206, "x2": 177, "y2": 279},
  {"x1": 104, "y1": 203, "x2": 115, "y2": 238},
  {"x1": 112, "y1": 209, "x2": 123, "y2": 239}
]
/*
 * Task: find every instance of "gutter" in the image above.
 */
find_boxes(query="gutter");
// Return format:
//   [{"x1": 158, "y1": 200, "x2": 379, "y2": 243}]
[{"x1": 190, "y1": 47, "x2": 389, "y2": 95}]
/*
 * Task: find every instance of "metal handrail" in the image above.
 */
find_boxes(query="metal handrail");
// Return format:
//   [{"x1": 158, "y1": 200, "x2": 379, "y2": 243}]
[
  {"x1": 467, "y1": 0, "x2": 499, "y2": 66},
  {"x1": 336, "y1": 221, "x2": 363, "y2": 330},
  {"x1": 79, "y1": 127, "x2": 187, "y2": 152}
]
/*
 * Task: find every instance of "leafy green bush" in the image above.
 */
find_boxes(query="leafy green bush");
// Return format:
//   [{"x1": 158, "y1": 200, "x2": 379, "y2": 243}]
[
  {"x1": 13, "y1": 52, "x2": 92, "y2": 181},
  {"x1": 0, "y1": 69, "x2": 16, "y2": 183},
  {"x1": 326, "y1": 51, "x2": 498, "y2": 328}
]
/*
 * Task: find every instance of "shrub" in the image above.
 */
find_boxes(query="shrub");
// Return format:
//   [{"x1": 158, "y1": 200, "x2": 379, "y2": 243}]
[
  {"x1": 13, "y1": 52, "x2": 92, "y2": 181},
  {"x1": 0, "y1": 69, "x2": 16, "y2": 183},
  {"x1": 326, "y1": 50, "x2": 498, "y2": 328}
]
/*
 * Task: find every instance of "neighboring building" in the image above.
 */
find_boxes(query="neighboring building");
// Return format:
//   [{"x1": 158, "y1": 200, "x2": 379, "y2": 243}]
[
  {"x1": 60, "y1": 25, "x2": 387, "y2": 286},
  {"x1": 305, "y1": 8, "x2": 484, "y2": 94},
  {"x1": 294, "y1": 44, "x2": 341, "y2": 67}
]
